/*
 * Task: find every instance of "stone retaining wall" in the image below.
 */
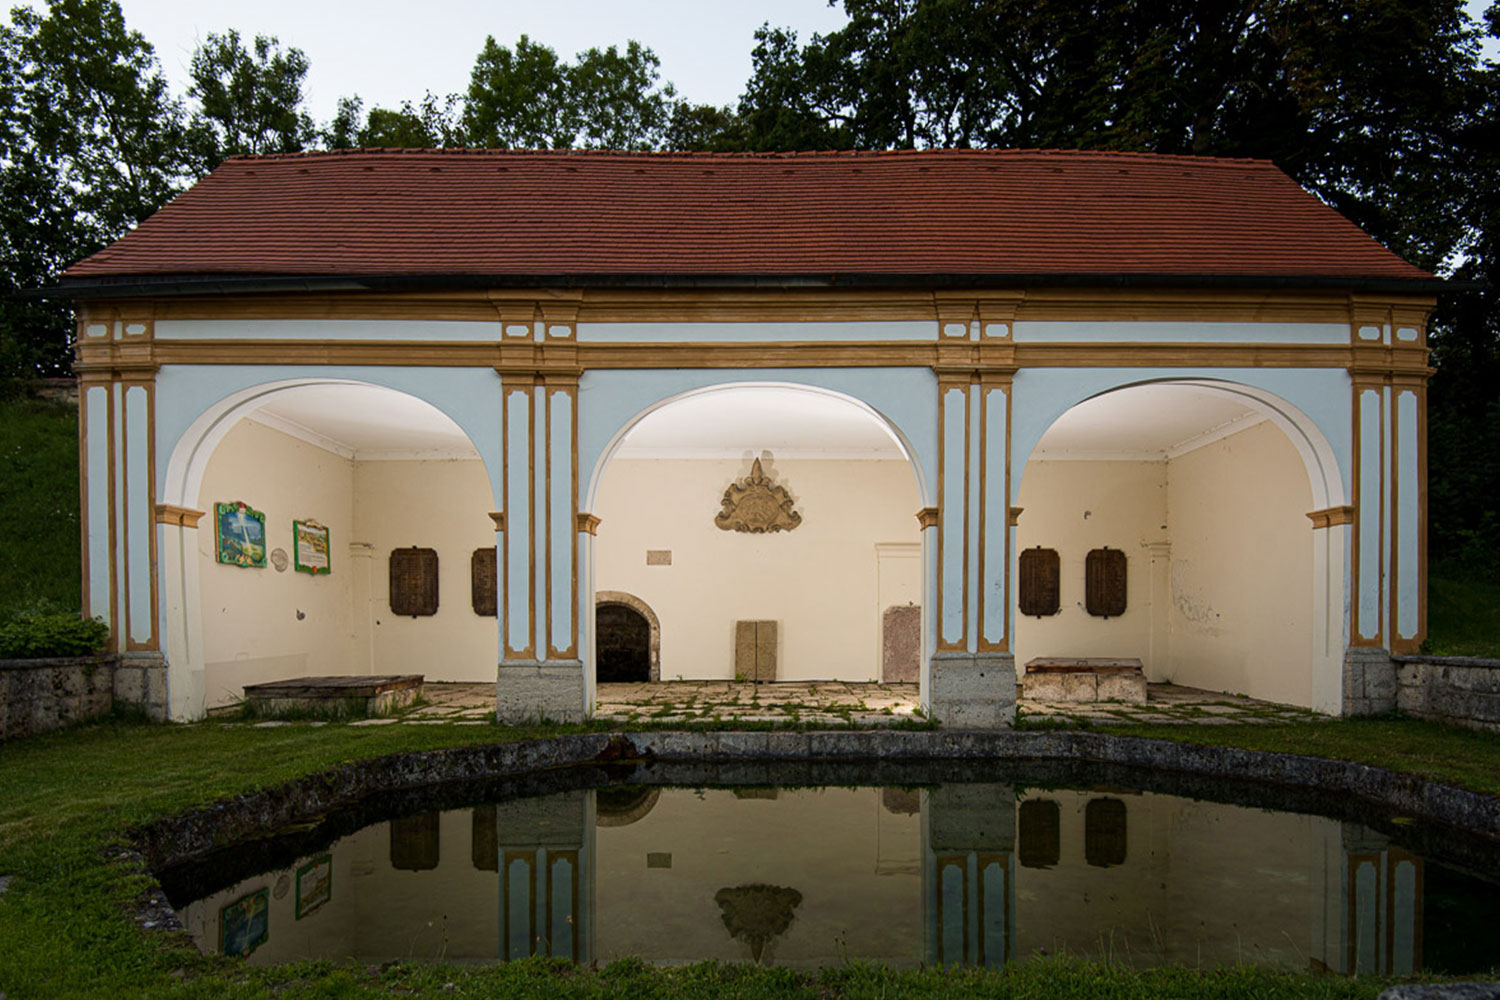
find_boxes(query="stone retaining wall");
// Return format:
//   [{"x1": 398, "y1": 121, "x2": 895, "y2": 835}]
[
  {"x1": 133, "y1": 729, "x2": 1500, "y2": 872},
  {"x1": 1396, "y1": 655, "x2": 1500, "y2": 733},
  {"x1": 0, "y1": 653, "x2": 168, "y2": 741}
]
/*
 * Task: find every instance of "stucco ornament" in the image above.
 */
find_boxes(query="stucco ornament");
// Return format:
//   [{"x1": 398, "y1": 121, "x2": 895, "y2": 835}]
[{"x1": 715, "y1": 458, "x2": 802, "y2": 533}]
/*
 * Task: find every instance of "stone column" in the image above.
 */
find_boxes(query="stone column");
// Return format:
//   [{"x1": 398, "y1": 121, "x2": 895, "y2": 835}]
[
  {"x1": 495, "y1": 300, "x2": 587, "y2": 723},
  {"x1": 1345, "y1": 301, "x2": 1430, "y2": 714},
  {"x1": 928, "y1": 353, "x2": 1017, "y2": 727}
]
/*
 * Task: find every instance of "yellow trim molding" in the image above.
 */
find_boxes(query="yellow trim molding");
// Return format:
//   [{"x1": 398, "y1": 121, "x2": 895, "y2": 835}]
[
  {"x1": 1306, "y1": 505, "x2": 1355, "y2": 529},
  {"x1": 154, "y1": 504, "x2": 204, "y2": 528}
]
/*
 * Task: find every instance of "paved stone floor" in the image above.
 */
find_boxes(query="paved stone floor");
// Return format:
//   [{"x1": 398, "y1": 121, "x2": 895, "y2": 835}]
[{"x1": 374, "y1": 679, "x2": 1324, "y2": 727}]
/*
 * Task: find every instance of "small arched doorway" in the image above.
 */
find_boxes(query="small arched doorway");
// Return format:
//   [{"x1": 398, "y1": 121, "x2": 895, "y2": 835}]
[{"x1": 595, "y1": 591, "x2": 661, "y2": 683}]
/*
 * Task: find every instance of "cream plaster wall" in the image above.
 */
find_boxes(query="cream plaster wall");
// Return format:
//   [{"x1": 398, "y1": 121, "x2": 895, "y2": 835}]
[
  {"x1": 198, "y1": 420, "x2": 356, "y2": 707},
  {"x1": 1165, "y1": 419, "x2": 1313, "y2": 705},
  {"x1": 1015, "y1": 421, "x2": 1314, "y2": 706},
  {"x1": 353, "y1": 459, "x2": 497, "y2": 682},
  {"x1": 1014, "y1": 461, "x2": 1166, "y2": 671},
  {"x1": 593, "y1": 458, "x2": 922, "y2": 682}
]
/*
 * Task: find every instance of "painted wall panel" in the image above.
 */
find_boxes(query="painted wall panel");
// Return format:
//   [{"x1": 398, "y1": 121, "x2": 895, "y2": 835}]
[
  {"x1": 982, "y1": 388, "x2": 1007, "y2": 647},
  {"x1": 1358, "y1": 390, "x2": 1382, "y2": 640},
  {"x1": 965, "y1": 386, "x2": 982, "y2": 650},
  {"x1": 1012, "y1": 321, "x2": 1349, "y2": 344},
  {"x1": 155, "y1": 319, "x2": 502, "y2": 341},
  {"x1": 505, "y1": 390, "x2": 531, "y2": 655},
  {"x1": 941, "y1": 387, "x2": 966, "y2": 647},
  {"x1": 86, "y1": 386, "x2": 112, "y2": 625},
  {"x1": 533, "y1": 386, "x2": 547, "y2": 655},
  {"x1": 579, "y1": 321, "x2": 933, "y2": 343},
  {"x1": 549, "y1": 390, "x2": 574, "y2": 655},
  {"x1": 1397, "y1": 393, "x2": 1420, "y2": 640},
  {"x1": 125, "y1": 386, "x2": 152, "y2": 643}
]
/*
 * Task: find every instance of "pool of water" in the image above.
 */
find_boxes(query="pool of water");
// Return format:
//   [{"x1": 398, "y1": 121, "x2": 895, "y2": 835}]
[{"x1": 160, "y1": 760, "x2": 1500, "y2": 972}]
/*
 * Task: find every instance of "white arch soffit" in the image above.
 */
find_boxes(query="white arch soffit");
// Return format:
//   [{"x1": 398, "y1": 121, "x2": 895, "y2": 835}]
[
  {"x1": 1018, "y1": 377, "x2": 1345, "y2": 510},
  {"x1": 583, "y1": 381, "x2": 930, "y2": 512},
  {"x1": 162, "y1": 377, "x2": 488, "y2": 509}
]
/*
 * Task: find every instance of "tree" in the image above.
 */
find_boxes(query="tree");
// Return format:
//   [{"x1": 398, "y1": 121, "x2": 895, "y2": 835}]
[
  {"x1": 464, "y1": 34, "x2": 676, "y2": 149},
  {"x1": 324, "y1": 92, "x2": 467, "y2": 149},
  {"x1": 0, "y1": 0, "x2": 194, "y2": 380},
  {"x1": 187, "y1": 29, "x2": 314, "y2": 168}
]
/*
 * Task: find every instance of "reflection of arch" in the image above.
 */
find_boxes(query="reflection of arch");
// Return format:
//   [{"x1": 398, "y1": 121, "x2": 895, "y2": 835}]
[
  {"x1": 595, "y1": 786, "x2": 661, "y2": 827},
  {"x1": 595, "y1": 590, "x2": 661, "y2": 682}
]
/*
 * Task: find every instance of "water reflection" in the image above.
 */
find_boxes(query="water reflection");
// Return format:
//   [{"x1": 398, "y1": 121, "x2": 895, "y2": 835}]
[{"x1": 176, "y1": 783, "x2": 1492, "y2": 971}]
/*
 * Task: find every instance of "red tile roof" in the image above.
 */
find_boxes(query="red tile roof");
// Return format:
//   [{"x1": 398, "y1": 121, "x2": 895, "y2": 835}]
[{"x1": 61, "y1": 149, "x2": 1434, "y2": 289}]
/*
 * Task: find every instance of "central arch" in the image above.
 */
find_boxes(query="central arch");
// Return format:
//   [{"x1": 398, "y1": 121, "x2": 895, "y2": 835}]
[{"x1": 582, "y1": 382, "x2": 931, "y2": 709}]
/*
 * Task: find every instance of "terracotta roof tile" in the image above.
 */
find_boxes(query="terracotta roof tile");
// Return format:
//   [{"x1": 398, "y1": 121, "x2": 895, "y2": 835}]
[{"x1": 62, "y1": 148, "x2": 1433, "y2": 286}]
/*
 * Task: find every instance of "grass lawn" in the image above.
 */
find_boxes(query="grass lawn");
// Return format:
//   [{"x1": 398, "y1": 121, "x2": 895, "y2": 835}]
[{"x1": 2, "y1": 715, "x2": 1498, "y2": 998}]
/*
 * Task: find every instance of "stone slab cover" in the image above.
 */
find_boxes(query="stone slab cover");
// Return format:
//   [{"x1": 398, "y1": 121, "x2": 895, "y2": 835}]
[
  {"x1": 735, "y1": 621, "x2": 778, "y2": 682},
  {"x1": 882, "y1": 605, "x2": 921, "y2": 683}
]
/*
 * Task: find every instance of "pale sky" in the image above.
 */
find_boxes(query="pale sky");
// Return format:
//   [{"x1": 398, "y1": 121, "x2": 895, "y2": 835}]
[
  {"x1": 8, "y1": 1, "x2": 1496, "y2": 127},
  {"x1": 110, "y1": 0, "x2": 854, "y2": 123}
]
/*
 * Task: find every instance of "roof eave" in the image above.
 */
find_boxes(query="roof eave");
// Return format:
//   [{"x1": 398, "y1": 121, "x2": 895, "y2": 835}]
[{"x1": 37, "y1": 270, "x2": 1461, "y2": 300}]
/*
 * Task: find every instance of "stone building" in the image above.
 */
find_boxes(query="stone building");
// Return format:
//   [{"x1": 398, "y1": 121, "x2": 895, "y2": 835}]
[{"x1": 57, "y1": 148, "x2": 1438, "y2": 724}]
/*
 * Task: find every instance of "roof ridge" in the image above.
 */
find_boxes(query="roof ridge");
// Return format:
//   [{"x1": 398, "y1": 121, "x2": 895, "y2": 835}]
[{"x1": 223, "y1": 147, "x2": 1275, "y2": 168}]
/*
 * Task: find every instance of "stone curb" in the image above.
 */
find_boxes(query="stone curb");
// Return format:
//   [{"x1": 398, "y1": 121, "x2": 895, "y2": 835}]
[
  {"x1": 130, "y1": 730, "x2": 1500, "y2": 872},
  {"x1": 1395, "y1": 654, "x2": 1500, "y2": 670},
  {"x1": 1379, "y1": 986, "x2": 1500, "y2": 999}
]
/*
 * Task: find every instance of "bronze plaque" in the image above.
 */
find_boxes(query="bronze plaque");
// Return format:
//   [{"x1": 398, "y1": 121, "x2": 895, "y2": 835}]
[
  {"x1": 1018, "y1": 547, "x2": 1061, "y2": 617},
  {"x1": 390, "y1": 547, "x2": 439, "y2": 617},
  {"x1": 1085, "y1": 547, "x2": 1127, "y2": 618},
  {"x1": 471, "y1": 547, "x2": 497, "y2": 617}
]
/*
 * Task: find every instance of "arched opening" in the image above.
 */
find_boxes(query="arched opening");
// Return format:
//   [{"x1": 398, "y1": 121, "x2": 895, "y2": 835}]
[
  {"x1": 586, "y1": 383, "x2": 927, "y2": 699},
  {"x1": 596, "y1": 605, "x2": 650, "y2": 682},
  {"x1": 1015, "y1": 379, "x2": 1344, "y2": 711},
  {"x1": 160, "y1": 379, "x2": 498, "y2": 715}
]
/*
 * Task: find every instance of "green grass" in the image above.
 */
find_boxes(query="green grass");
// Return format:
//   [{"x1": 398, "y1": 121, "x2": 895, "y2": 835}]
[
  {"x1": 0, "y1": 395, "x2": 80, "y2": 619},
  {"x1": 1426, "y1": 570, "x2": 1500, "y2": 658},
  {"x1": 2, "y1": 717, "x2": 1500, "y2": 998}
]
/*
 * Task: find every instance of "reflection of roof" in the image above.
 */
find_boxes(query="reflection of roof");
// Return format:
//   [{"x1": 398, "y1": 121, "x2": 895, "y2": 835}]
[{"x1": 62, "y1": 148, "x2": 1434, "y2": 292}]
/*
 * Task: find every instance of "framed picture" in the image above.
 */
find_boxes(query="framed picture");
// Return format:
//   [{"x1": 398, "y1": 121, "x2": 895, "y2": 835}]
[
  {"x1": 293, "y1": 520, "x2": 331, "y2": 575},
  {"x1": 219, "y1": 887, "x2": 269, "y2": 957},
  {"x1": 295, "y1": 854, "x2": 333, "y2": 919},
  {"x1": 215, "y1": 501, "x2": 266, "y2": 568}
]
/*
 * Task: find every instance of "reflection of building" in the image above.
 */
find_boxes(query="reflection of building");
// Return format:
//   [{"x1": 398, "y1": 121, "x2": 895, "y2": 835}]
[
  {"x1": 62, "y1": 150, "x2": 1438, "y2": 726},
  {"x1": 923, "y1": 785, "x2": 1016, "y2": 968},
  {"x1": 177, "y1": 784, "x2": 1444, "y2": 974},
  {"x1": 493, "y1": 791, "x2": 593, "y2": 963}
]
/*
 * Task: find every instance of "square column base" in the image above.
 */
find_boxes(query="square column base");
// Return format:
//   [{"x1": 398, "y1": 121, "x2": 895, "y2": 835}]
[
  {"x1": 497, "y1": 659, "x2": 585, "y2": 724},
  {"x1": 1342, "y1": 647, "x2": 1396, "y2": 717},
  {"x1": 929, "y1": 651, "x2": 1017, "y2": 728}
]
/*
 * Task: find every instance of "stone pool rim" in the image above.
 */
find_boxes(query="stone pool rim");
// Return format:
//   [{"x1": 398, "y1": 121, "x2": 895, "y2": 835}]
[{"x1": 130, "y1": 729, "x2": 1500, "y2": 874}]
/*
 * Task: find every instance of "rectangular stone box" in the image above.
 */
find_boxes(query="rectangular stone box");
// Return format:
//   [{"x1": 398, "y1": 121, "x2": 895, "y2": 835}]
[
  {"x1": 243, "y1": 674, "x2": 423, "y2": 718},
  {"x1": 1023, "y1": 657, "x2": 1146, "y2": 704}
]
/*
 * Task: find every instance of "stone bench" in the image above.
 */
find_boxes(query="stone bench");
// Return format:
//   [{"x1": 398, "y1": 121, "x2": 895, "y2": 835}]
[
  {"x1": 242, "y1": 674, "x2": 423, "y2": 719},
  {"x1": 1023, "y1": 658, "x2": 1146, "y2": 704}
]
